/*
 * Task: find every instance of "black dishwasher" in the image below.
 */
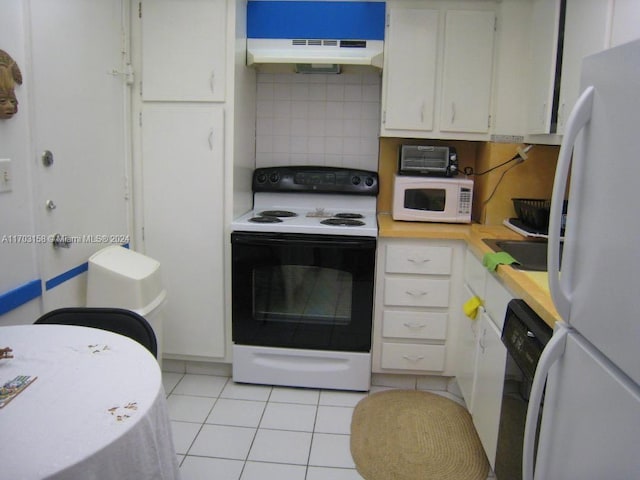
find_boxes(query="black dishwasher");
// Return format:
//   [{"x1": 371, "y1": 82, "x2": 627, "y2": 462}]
[{"x1": 494, "y1": 299, "x2": 552, "y2": 480}]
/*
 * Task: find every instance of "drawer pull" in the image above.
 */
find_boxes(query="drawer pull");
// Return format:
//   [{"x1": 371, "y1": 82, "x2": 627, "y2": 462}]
[
  {"x1": 402, "y1": 355, "x2": 425, "y2": 362},
  {"x1": 406, "y1": 290, "x2": 427, "y2": 297},
  {"x1": 403, "y1": 322, "x2": 426, "y2": 329},
  {"x1": 407, "y1": 257, "x2": 430, "y2": 265}
]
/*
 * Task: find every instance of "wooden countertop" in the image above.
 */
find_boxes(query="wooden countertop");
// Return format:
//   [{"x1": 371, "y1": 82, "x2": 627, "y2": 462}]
[{"x1": 378, "y1": 213, "x2": 561, "y2": 328}]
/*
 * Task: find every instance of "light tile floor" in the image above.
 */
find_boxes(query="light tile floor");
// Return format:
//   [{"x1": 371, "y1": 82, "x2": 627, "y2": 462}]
[{"x1": 163, "y1": 372, "x2": 370, "y2": 480}]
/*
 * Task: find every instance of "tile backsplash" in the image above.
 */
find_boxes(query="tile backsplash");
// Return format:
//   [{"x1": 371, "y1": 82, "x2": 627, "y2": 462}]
[{"x1": 255, "y1": 71, "x2": 381, "y2": 172}]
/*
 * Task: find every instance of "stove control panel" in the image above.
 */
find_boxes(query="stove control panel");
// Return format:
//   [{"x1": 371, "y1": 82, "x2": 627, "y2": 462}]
[{"x1": 253, "y1": 166, "x2": 379, "y2": 195}]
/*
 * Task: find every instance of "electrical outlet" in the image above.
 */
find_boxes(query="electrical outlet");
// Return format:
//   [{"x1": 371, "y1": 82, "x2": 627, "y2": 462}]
[{"x1": 0, "y1": 159, "x2": 12, "y2": 193}]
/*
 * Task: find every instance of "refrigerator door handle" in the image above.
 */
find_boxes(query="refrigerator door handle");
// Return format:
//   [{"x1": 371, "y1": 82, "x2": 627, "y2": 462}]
[
  {"x1": 522, "y1": 326, "x2": 568, "y2": 480},
  {"x1": 548, "y1": 86, "x2": 595, "y2": 320}
]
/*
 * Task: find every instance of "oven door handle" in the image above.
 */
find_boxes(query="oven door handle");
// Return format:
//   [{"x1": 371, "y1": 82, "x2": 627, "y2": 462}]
[{"x1": 231, "y1": 233, "x2": 375, "y2": 249}]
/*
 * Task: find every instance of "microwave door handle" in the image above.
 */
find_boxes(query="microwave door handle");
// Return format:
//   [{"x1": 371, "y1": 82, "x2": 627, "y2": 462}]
[
  {"x1": 522, "y1": 327, "x2": 568, "y2": 480},
  {"x1": 548, "y1": 86, "x2": 594, "y2": 320}
]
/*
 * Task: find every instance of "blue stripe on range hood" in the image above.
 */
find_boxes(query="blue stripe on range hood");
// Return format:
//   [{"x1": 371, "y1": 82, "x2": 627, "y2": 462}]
[
  {"x1": 247, "y1": 1, "x2": 385, "y2": 40},
  {"x1": 246, "y1": 1, "x2": 385, "y2": 68}
]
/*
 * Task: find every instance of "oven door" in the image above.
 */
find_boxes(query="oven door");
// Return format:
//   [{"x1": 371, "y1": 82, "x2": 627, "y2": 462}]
[{"x1": 231, "y1": 232, "x2": 376, "y2": 352}]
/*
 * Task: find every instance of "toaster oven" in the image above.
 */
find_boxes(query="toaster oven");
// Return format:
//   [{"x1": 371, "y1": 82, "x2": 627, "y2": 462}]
[{"x1": 399, "y1": 145, "x2": 459, "y2": 177}]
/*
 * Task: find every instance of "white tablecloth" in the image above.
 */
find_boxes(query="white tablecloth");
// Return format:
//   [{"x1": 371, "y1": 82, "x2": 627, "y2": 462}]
[{"x1": 0, "y1": 325, "x2": 180, "y2": 480}]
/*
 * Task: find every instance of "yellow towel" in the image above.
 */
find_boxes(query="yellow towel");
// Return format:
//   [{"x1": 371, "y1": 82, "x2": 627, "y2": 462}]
[{"x1": 463, "y1": 296, "x2": 483, "y2": 320}]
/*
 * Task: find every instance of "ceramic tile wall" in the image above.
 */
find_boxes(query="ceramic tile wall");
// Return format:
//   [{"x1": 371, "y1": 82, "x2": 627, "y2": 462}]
[{"x1": 255, "y1": 72, "x2": 381, "y2": 172}]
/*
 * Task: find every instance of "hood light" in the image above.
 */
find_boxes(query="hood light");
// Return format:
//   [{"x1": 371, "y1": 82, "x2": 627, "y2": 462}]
[{"x1": 294, "y1": 63, "x2": 341, "y2": 74}]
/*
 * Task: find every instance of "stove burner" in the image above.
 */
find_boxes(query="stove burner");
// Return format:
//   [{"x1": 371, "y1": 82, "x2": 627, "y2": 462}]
[
  {"x1": 321, "y1": 218, "x2": 366, "y2": 227},
  {"x1": 334, "y1": 212, "x2": 364, "y2": 219},
  {"x1": 259, "y1": 210, "x2": 297, "y2": 218},
  {"x1": 249, "y1": 216, "x2": 283, "y2": 223}
]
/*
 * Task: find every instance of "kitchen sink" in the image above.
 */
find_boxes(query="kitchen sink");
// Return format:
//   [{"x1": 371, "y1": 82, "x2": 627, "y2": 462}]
[{"x1": 482, "y1": 238, "x2": 563, "y2": 272}]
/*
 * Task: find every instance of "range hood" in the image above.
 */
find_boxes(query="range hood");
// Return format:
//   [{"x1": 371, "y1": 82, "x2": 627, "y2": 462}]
[
  {"x1": 246, "y1": 1, "x2": 385, "y2": 69},
  {"x1": 247, "y1": 38, "x2": 384, "y2": 68}
]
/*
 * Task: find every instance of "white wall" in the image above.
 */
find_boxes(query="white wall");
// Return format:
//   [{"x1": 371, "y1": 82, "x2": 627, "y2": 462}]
[{"x1": 254, "y1": 69, "x2": 381, "y2": 172}]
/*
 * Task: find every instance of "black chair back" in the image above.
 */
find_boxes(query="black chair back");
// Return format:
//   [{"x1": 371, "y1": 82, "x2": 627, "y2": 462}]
[{"x1": 35, "y1": 307, "x2": 157, "y2": 357}]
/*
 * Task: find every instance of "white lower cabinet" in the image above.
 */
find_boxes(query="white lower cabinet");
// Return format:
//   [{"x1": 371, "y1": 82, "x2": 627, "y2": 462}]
[
  {"x1": 456, "y1": 285, "x2": 481, "y2": 409},
  {"x1": 473, "y1": 310, "x2": 507, "y2": 470},
  {"x1": 373, "y1": 238, "x2": 465, "y2": 375},
  {"x1": 141, "y1": 103, "x2": 226, "y2": 359},
  {"x1": 455, "y1": 249, "x2": 513, "y2": 469}
]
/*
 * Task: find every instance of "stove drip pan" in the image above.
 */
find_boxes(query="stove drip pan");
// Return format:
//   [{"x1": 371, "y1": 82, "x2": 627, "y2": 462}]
[
  {"x1": 321, "y1": 218, "x2": 365, "y2": 227},
  {"x1": 259, "y1": 210, "x2": 297, "y2": 218},
  {"x1": 334, "y1": 213, "x2": 364, "y2": 219},
  {"x1": 249, "y1": 216, "x2": 283, "y2": 223}
]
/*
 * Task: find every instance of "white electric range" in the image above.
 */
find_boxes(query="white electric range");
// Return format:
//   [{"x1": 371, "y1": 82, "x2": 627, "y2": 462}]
[{"x1": 230, "y1": 166, "x2": 379, "y2": 391}]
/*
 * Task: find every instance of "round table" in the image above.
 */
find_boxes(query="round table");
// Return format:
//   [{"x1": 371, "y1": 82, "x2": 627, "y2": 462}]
[{"x1": 0, "y1": 324, "x2": 180, "y2": 479}]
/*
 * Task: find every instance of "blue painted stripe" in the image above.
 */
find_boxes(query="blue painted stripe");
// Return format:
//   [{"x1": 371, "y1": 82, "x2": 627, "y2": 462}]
[
  {"x1": 0, "y1": 243, "x2": 131, "y2": 315},
  {"x1": 247, "y1": 1, "x2": 385, "y2": 40},
  {"x1": 0, "y1": 279, "x2": 42, "y2": 316},
  {"x1": 45, "y1": 262, "x2": 88, "y2": 291},
  {"x1": 45, "y1": 243, "x2": 128, "y2": 290}
]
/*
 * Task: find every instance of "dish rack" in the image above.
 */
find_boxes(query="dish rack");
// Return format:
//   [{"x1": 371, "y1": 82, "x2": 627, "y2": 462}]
[
  {"x1": 512, "y1": 198, "x2": 567, "y2": 232},
  {"x1": 512, "y1": 199, "x2": 552, "y2": 230}
]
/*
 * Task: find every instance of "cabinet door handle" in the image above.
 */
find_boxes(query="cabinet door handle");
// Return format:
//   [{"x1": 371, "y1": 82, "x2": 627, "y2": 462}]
[
  {"x1": 210, "y1": 70, "x2": 215, "y2": 93},
  {"x1": 208, "y1": 129, "x2": 214, "y2": 150},
  {"x1": 402, "y1": 355, "x2": 424, "y2": 362},
  {"x1": 420, "y1": 101, "x2": 425, "y2": 123},
  {"x1": 403, "y1": 322, "x2": 426, "y2": 329},
  {"x1": 478, "y1": 328, "x2": 487, "y2": 353},
  {"x1": 451, "y1": 102, "x2": 456, "y2": 123}
]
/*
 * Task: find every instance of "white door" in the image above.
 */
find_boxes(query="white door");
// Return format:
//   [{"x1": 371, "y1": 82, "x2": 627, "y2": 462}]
[
  {"x1": 526, "y1": 0, "x2": 562, "y2": 134},
  {"x1": 439, "y1": 10, "x2": 495, "y2": 133},
  {"x1": 141, "y1": 0, "x2": 227, "y2": 102},
  {"x1": 556, "y1": 0, "x2": 610, "y2": 134},
  {"x1": 382, "y1": 8, "x2": 439, "y2": 132},
  {"x1": 30, "y1": 0, "x2": 130, "y2": 308},
  {"x1": 141, "y1": 103, "x2": 225, "y2": 358},
  {"x1": 534, "y1": 332, "x2": 640, "y2": 479},
  {"x1": 472, "y1": 311, "x2": 507, "y2": 470}
]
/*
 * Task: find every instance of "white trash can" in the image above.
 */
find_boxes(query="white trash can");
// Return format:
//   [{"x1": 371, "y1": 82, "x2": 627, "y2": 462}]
[{"x1": 86, "y1": 245, "x2": 166, "y2": 365}]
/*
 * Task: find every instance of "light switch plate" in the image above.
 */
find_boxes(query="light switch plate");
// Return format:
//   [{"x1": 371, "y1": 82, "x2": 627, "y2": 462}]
[{"x1": 0, "y1": 158, "x2": 12, "y2": 193}]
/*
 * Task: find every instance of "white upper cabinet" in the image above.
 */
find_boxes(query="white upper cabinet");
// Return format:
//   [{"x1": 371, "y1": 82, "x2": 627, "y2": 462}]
[
  {"x1": 381, "y1": 1, "x2": 496, "y2": 140},
  {"x1": 526, "y1": 0, "x2": 562, "y2": 135},
  {"x1": 526, "y1": 0, "x2": 640, "y2": 138},
  {"x1": 382, "y1": 8, "x2": 439, "y2": 133},
  {"x1": 556, "y1": 0, "x2": 610, "y2": 134},
  {"x1": 440, "y1": 10, "x2": 496, "y2": 133},
  {"x1": 141, "y1": 0, "x2": 226, "y2": 101},
  {"x1": 610, "y1": 0, "x2": 640, "y2": 47}
]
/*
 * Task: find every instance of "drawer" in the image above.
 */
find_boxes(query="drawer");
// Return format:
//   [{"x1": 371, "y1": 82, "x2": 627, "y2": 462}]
[
  {"x1": 385, "y1": 244, "x2": 452, "y2": 275},
  {"x1": 381, "y1": 342, "x2": 446, "y2": 371},
  {"x1": 383, "y1": 277, "x2": 450, "y2": 307},
  {"x1": 464, "y1": 250, "x2": 486, "y2": 297},
  {"x1": 382, "y1": 310, "x2": 447, "y2": 340}
]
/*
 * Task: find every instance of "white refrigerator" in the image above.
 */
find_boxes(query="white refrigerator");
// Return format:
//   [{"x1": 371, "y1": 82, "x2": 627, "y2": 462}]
[{"x1": 523, "y1": 39, "x2": 640, "y2": 480}]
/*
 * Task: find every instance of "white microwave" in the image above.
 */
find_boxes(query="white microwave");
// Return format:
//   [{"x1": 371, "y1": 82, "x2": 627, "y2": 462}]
[{"x1": 392, "y1": 175, "x2": 473, "y2": 223}]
